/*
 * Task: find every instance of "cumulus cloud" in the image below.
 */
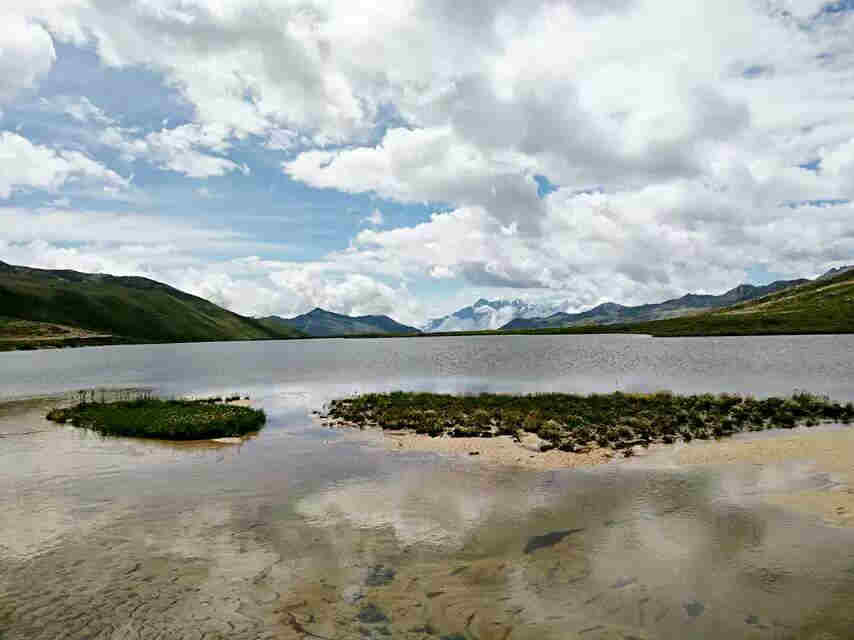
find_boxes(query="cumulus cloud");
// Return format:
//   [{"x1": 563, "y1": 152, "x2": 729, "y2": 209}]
[
  {"x1": 1, "y1": 0, "x2": 853, "y2": 320},
  {"x1": 285, "y1": 126, "x2": 545, "y2": 229},
  {"x1": 0, "y1": 14, "x2": 56, "y2": 103},
  {"x1": 338, "y1": 180, "x2": 854, "y2": 311},
  {"x1": 0, "y1": 131, "x2": 129, "y2": 198}
]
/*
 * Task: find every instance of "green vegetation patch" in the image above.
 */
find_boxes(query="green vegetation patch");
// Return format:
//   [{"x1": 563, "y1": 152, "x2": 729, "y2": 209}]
[
  {"x1": 0, "y1": 261, "x2": 301, "y2": 344},
  {"x1": 47, "y1": 398, "x2": 266, "y2": 440},
  {"x1": 325, "y1": 390, "x2": 854, "y2": 455}
]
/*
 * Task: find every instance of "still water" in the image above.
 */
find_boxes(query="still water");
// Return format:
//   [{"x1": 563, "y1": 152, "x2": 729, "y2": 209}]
[{"x1": 2, "y1": 334, "x2": 854, "y2": 639}]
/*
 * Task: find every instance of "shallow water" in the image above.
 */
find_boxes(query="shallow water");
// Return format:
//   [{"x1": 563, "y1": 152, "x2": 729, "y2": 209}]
[{"x1": 2, "y1": 334, "x2": 854, "y2": 639}]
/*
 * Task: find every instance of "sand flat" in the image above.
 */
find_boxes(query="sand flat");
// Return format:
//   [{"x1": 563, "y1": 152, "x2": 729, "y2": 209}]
[
  {"x1": 378, "y1": 430, "x2": 616, "y2": 469},
  {"x1": 338, "y1": 420, "x2": 854, "y2": 526}
]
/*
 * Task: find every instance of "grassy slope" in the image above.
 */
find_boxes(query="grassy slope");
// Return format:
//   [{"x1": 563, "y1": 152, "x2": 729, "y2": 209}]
[
  {"x1": 0, "y1": 261, "x2": 302, "y2": 344},
  {"x1": 0, "y1": 315, "x2": 125, "y2": 351},
  {"x1": 0, "y1": 316, "x2": 103, "y2": 339},
  {"x1": 624, "y1": 269, "x2": 854, "y2": 336}
]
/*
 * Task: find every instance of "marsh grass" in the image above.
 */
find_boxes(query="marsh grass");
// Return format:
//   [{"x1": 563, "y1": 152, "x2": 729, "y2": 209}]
[
  {"x1": 47, "y1": 397, "x2": 266, "y2": 440},
  {"x1": 325, "y1": 390, "x2": 854, "y2": 454}
]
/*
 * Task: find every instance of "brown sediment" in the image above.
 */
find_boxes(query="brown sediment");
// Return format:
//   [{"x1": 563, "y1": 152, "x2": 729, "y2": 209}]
[
  {"x1": 325, "y1": 421, "x2": 618, "y2": 470},
  {"x1": 662, "y1": 426, "x2": 854, "y2": 527},
  {"x1": 669, "y1": 426, "x2": 854, "y2": 468},
  {"x1": 378, "y1": 430, "x2": 617, "y2": 469}
]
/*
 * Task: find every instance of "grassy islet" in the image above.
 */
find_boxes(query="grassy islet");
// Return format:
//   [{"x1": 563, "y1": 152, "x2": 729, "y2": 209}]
[
  {"x1": 326, "y1": 390, "x2": 854, "y2": 455},
  {"x1": 47, "y1": 397, "x2": 266, "y2": 440}
]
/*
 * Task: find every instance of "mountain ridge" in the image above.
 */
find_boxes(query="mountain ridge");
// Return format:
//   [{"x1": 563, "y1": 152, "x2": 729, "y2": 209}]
[
  {"x1": 501, "y1": 279, "x2": 808, "y2": 330},
  {"x1": 2, "y1": 260, "x2": 852, "y2": 349},
  {"x1": 259, "y1": 307, "x2": 420, "y2": 337},
  {"x1": 423, "y1": 298, "x2": 567, "y2": 332}
]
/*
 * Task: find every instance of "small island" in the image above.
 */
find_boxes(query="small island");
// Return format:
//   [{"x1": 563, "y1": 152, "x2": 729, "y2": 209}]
[
  {"x1": 324, "y1": 390, "x2": 854, "y2": 457},
  {"x1": 47, "y1": 397, "x2": 266, "y2": 440}
]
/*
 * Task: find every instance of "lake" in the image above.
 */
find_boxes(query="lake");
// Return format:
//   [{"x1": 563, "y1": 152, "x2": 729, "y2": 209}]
[{"x1": 2, "y1": 334, "x2": 854, "y2": 639}]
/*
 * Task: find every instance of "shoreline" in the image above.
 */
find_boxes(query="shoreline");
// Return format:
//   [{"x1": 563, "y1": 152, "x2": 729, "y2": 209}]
[
  {"x1": 331, "y1": 419, "x2": 854, "y2": 527},
  {"x1": 0, "y1": 392, "x2": 263, "y2": 445},
  {"x1": 4, "y1": 329, "x2": 854, "y2": 353},
  {"x1": 359, "y1": 425, "x2": 618, "y2": 469},
  {"x1": 330, "y1": 416, "x2": 854, "y2": 469}
]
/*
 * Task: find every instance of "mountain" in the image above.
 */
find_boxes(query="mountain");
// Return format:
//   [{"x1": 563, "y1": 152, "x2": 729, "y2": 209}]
[
  {"x1": 817, "y1": 264, "x2": 854, "y2": 280},
  {"x1": 259, "y1": 308, "x2": 420, "y2": 337},
  {"x1": 0, "y1": 260, "x2": 300, "y2": 345},
  {"x1": 501, "y1": 280, "x2": 807, "y2": 330},
  {"x1": 624, "y1": 268, "x2": 854, "y2": 336},
  {"x1": 490, "y1": 269, "x2": 854, "y2": 337},
  {"x1": 423, "y1": 298, "x2": 567, "y2": 332}
]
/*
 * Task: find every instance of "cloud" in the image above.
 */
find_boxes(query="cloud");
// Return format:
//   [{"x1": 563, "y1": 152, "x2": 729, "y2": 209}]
[
  {"x1": 0, "y1": 0, "x2": 851, "y2": 322},
  {"x1": 337, "y1": 180, "x2": 854, "y2": 311},
  {"x1": 361, "y1": 208, "x2": 383, "y2": 226},
  {"x1": 0, "y1": 206, "x2": 251, "y2": 250},
  {"x1": 0, "y1": 131, "x2": 129, "y2": 198},
  {"x1": 99, "y1": 122, "x2": 247, "y2": 178},
  {"x1": 285, "y1": 126, "x2": 545, "y2": 229},
  {"x1": 43, "y1": 95, "x2": 114, "y2": 124},
  {"x1": 0, "y1": 205, "x2": 422, "y2": 322},
  {"x1": 0, "y1": 14, "x2": 56, "y2": 103}
]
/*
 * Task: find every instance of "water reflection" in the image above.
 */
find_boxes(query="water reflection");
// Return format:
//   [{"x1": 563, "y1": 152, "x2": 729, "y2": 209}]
[{"x1": 3, "y1": 336, "x2": 854, "y2": 638}]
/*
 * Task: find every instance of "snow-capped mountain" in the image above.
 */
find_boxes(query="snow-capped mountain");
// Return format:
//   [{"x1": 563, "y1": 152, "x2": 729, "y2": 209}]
[{"x1": 422, "y1": 299, "x2": 568, "y2": 332}]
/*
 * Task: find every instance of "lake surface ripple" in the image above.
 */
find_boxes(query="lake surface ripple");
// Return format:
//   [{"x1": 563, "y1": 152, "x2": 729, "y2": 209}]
[{"x1": 2, "y1": 334, "x2": 854, "y2": 639}]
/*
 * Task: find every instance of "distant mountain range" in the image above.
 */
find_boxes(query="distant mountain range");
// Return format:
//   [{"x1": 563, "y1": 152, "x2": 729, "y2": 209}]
[
  {"x1": 427, "y1": 267, "x2": 853, "y2": 333},
  {"x1": 0, "y1": 260, "x2": 300, "y2": 345},
  {"x1": 423, "y1": 298, "x2": 567, "y2": 332},
  {"x1": 611, "y1": 266, "x2": 854, "y2": 337},
  {"x1": 2, "y1": 259, "x2": 852, "y2": 350},
  {"x1": 501, "y1": 279, "x2": 807, "y2": 330},
  {"x1": 259, "y1": 308, "x2": 420, "y2": 337}
]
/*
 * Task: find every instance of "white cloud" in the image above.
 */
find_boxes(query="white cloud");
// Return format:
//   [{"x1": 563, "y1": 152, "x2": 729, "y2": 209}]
[
  {"x1": 0, "y1": 14, "x2": 55, "y2": 103},
  {"x1": 0, "y1": 0, "x2": 852, "y2": 322},
  {"x1": 285, "y1": 126, "x2": 544, "y2": 228},
  {"x1": 43, "y1": 95, "x2": 114, "y2": 124},
  {"x1": 265, "y1": 128, "x2": 300, "y2": 151},
  {"x1": 0, "y1": 131, "x2": 129, "y2": 198},
  {"x1": 99, "y1": 122, "x2": 246, "y2": 178},
  {"x1": 334, "y1": 180, "x2": 854, "y2": 312},
  {"x1": 362, "y1": 208, "x2": 383, "y2": 226},
  {"x1": 0, "y1": 206, "x2": 251, "y2": 250},
  {"x1": 0, "y1": 206, "x2": 422, "y2": 322}
]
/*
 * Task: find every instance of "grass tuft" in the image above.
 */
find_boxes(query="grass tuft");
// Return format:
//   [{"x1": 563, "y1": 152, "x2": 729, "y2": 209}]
[{"x1": 47, "y1": 398, "x2": 266, "y2": 440}]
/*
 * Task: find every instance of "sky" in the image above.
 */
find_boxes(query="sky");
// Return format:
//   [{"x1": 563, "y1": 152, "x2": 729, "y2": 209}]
[{"x1": 1, "y1": 0, "x2": 853, "y2": 326}]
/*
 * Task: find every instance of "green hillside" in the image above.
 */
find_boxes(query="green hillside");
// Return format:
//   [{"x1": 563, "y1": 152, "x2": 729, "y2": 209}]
[{"x1": 0, "y1": 261, "x2": 301, "y2": 346}]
